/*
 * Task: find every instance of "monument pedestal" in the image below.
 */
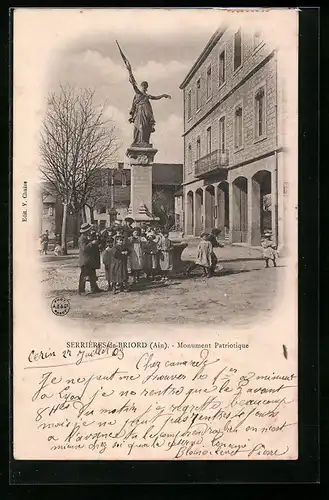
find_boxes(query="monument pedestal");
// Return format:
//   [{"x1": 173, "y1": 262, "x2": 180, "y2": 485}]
[{"x1": 125, "y1": 144, "x2": 159, "y2": 225}]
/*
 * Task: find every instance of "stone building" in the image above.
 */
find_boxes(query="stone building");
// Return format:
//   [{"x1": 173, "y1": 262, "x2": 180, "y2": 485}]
[{"x1": 180, "y1": 25, "x2": 286, "y2": 246}]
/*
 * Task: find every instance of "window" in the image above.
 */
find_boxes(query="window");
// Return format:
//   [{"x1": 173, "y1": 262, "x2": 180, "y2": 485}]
[
  {"x1": 99, "y1": 205, "x2": 107, "y2": 214},
  {"x1": 219, "y1": 50, "x2": 225, "y2": 86},
  {"x1": 206, "y1": 65, "x2": 212, "y2": 99},
  {"x1": 196, "y1": 136, "x2": 201, "y2": 160},
  {"x1": 219, "y1": 116, "x2": 226, "y2": 152},
  {"x1": 234, "y1": 106, "x2": 243, "y2": 149},
  {"x1": 253, "y1": 30, "x2": 263, "y2": 49},
  {"x1": 188, "y1": 144, "x2": 192, "y2": 173},
  {"x1": 196, "y1": 78, "x2": 201, "y2": 110},
  {"x1": 206, "y1": 126, "x2": 212, "y2": 155},
  {"x1": 187, "y1": 90, "x2": 192, "y2": 120},
  {"x1": 121, "y1": 172, "x2": 127, "y2": 187},
  {"x1": 255, "y1": 87, "x2": 266, "y2": 139},
  {"x1": 234, "y1": 29, "x2": 242, "y2": 71}
]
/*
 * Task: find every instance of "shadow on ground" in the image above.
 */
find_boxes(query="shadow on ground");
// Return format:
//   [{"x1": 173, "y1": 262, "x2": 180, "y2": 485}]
[{"x1": 48, "y1": 264, "x2": 285, "y2": 297}]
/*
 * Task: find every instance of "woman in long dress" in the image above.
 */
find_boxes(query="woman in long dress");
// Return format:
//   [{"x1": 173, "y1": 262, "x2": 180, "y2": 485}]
[
  {"x1": 194, "y1": 233, "x2": 213, "y2": 278},
  {"x1": 128, "y1": 73, "x2": 171, "y2": 145},
  {"x1": 129, "y1": 228, "x2": 144, "y2": 283},
  {"x1": 143, "y1": 235, "x2": 159, "y2": 281},
  {"x1": 157, "y1": 230, "x2": 173, "y2": 282},
  {"x1": 111, "y1": 236, "x2": 130, "y2": 294}
]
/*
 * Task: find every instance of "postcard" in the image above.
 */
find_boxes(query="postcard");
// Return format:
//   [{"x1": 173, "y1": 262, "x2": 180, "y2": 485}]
[{"x1": 13, "y1": 7, "x2": 299, "y2": 461}]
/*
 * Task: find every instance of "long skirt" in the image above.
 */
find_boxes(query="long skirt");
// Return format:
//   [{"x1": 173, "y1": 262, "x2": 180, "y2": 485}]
[
  {"x1": 143, "y1": 253, "x2": 158, "y2": 273},
  {"x1": 111, "y1": 259, "x2": 128, "y2": 284},
  {"x1": 159, "y1": 250, "x2": 173, "y2": 271},
  {"x1": 130, "y1": 242, "x2": 144, "y2": 270}
]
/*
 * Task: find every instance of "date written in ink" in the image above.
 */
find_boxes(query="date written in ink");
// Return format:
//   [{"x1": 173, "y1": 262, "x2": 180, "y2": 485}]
[{"x1": 22, "y1": 181, "x2": 27, "y2": 221}]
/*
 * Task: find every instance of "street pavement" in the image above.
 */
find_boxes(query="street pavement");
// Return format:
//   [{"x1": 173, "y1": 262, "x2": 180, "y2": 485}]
[{"x1": 41, "y1": 241, "x2": 283, "y2": 327}]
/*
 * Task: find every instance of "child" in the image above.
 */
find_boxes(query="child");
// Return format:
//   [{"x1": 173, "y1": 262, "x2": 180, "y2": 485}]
[
  {"x1": 157, "y1": 230, "x2": 173, "y2": 282},
  {"x1": 129, "y1": 228, "x2": 144, "y2": 283},
  {"x1": 261, "y1": 231, "x2": 278, "y2": 268},
  {"x1": 111, "y1": 236, "x2": 130, "y2": 294},
  {"x1": 207, "y1": 229, "x2": 224, "y2": 275},
  {"x1": 194, "y1": 232, "x2": 213, "y2": 278},
  {"x1": 143, "y1": 235, "x2": 159, "y2": 281},
  {"x1": 102, "y1": 237, "x2": 114, "y2": 291},
  {"x1": 153, "y1": 227, "x2": 162, "y2": 246}
]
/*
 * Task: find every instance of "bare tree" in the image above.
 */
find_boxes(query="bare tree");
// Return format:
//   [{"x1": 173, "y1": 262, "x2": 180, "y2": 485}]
[{"x1": 39, "y1": 84, "x2": 120, "y2": 254}]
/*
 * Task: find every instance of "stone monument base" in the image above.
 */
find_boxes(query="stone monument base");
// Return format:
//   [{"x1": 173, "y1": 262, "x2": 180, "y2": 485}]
[
  {"x1": 125, "y1": 143, "x2": 159, "y2": 225},
  {"x1": 127, "y1": 202, "x2": 159, "y2": 225}
]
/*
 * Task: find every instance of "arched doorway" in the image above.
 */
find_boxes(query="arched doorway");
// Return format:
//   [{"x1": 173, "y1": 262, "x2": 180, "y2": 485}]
[
  {"x1": 251, "y1": 170, "x2": 272, "y2": 245},
  {"x1": 232, "y1": 176, "x2": 248, "y2": 243},
  {"x1": 195, "y1": 188, "x2": 203, "y2": 236},
  {"x1": 204, "y1": 185, "x2": 215, "y2": 232},
  {"x1": 186, "y1": 191, "x2": 194, "y2": 235},
  {"x1": 217, "y1": 181, "x2": 229, "y2": 240}
]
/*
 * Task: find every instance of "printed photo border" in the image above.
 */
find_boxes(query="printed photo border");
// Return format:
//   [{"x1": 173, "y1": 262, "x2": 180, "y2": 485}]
[{"x1": 6, "y1": 7, "x2": 320, "y2": 485}]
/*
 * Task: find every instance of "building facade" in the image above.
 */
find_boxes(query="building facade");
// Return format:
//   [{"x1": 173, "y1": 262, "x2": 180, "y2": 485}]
[{"x1": 180, "y1": 25, "x2": 286, "y2": 247}]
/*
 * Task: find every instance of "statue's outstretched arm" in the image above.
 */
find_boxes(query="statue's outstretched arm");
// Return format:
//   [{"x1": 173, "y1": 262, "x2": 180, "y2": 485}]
[
  {"x1": 129, "y1": 71, "x2": 141, "y2": 95},
  {"x1": 148, "y1": 93, "x2": 172, "y2": 100}
]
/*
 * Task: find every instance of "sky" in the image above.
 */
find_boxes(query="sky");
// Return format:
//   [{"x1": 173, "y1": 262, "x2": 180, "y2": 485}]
[
  {"x1": 45, "y1": 10, "x2": 230, "y2": 164},
  {"x1": 14, "y1": 8, "x2": 297, "y2": 170}
]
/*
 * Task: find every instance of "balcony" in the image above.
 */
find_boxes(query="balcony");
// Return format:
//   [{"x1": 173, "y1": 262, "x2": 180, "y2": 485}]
[{"x1": 194, "y1": 149, "x2": 229, "y2": 178}]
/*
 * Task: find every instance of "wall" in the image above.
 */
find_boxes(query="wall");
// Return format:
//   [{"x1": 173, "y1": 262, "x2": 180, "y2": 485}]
[{"x1": 183, "y1": 26, "x2": 277, "y2": 185}]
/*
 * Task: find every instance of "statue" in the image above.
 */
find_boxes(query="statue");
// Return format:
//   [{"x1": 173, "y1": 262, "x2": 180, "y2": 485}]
[{"x1": 116, "y1": 41, "x2": 171, "y2": 146}]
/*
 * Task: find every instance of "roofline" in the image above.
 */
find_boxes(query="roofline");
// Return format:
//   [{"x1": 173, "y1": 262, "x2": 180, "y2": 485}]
[{"x1": 179, "y1": 25, "x2": 228, "y2": 90}]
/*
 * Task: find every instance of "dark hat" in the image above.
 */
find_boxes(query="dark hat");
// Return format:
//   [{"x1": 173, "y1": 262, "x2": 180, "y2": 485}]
[{"x1": 80, "y1": 223, "x2": 92, "y2": 233}]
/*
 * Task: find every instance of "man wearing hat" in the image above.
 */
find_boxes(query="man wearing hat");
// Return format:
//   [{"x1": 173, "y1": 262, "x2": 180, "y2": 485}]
[{"x1": 78, "y1": 223, "x2": 102, "y2": 294}]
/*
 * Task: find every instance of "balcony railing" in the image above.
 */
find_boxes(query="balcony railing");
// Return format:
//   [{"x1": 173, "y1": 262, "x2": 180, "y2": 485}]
[{"x1": 194, "y1": 149, "x2": 229, "y2": 177}]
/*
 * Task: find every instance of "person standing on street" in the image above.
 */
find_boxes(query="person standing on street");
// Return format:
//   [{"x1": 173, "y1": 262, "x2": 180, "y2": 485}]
[
  {"x1": 157, "y1": 230, "x2": 173, "y2": 282},
  {"x1": 261, "y1": 231, "x2": 278, "y2": 268},
  {"x1": 207, "y1": 228, "x2": 224, "y2": 275},
  {"x1": 78, "y1": 223, "x2": 102, "y2": 295},
  {"x1": 40, "y1": 230, "x2": 49, "y2": 255}
]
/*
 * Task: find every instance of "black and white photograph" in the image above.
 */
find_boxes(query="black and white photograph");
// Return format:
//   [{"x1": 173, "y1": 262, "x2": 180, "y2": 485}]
[
  {"x1": 30, "y1": 9, "x2": 296, "y2": 327},
  {"x1": 13, "y1": 8, "x2": 299, "y2": 463}
]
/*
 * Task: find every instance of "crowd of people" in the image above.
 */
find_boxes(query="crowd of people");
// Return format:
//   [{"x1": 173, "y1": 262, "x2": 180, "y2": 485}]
[
  {"x1": 78, "y1": 218, "x2": 175, "y2": 295},
  {"x1": 76, "y1": 218, "x2": 279, "y2": 296},
  {"x1": 39, "y1": 214, "x2": 279, "y2": 296}
]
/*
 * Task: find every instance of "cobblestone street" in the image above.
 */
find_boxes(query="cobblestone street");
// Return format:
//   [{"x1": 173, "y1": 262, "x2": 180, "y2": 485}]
[{"x1": 41, "y1": 241, "x2": 284, "y2": 327}]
